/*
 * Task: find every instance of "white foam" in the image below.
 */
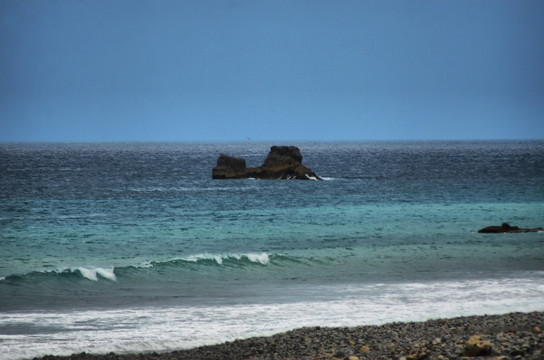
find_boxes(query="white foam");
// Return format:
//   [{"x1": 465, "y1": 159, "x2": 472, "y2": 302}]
[
  {"x1": 77, "y1": 267, "x2": 98, "y2": 281},
  {"x1": 96, "y1": 268, "x2": 117, "y2": 281},
  {"x1": 135, "y1": 261, "x2": 154, "y2": 268},
  {"x1": 3, "y1": 274, "x2": 543, "y2": 360},
  {"x1": 76, "y1": 267, "x2": 116, "y2": 281},
  {"x1": 184, "y1": 254, "x2": 224, "y2": 264},
  {"x1": 182, "y1": 253, "x2": 270, "y2": 266},
  {"x1": 214, "y1": 255, "x2": 223, "y2": 265},
  {"x1": 246, "y1": 253, "x2": 269, "y2": 265}
]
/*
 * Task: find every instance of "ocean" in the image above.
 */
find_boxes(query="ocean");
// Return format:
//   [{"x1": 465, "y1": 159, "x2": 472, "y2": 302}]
[{"x1": 1, "y1": 141, "x2": 543, "y2": 359}]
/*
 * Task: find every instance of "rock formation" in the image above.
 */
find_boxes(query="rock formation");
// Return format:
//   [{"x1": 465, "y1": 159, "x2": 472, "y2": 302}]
[
  {"x1": 212, "y1": 146, "x2": 321, "y2": 180},
  {"x1": 478, "y1": 223, "x2": 544, "y2": 233}
]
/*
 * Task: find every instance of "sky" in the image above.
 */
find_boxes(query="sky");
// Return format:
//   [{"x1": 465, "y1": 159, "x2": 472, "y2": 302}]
[{"x1": 1, "y1": 0, "x2": 543, "y2": 142}]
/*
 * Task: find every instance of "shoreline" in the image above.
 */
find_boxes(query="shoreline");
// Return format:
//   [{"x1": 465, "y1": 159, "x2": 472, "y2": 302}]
[{"x1": 34, "y1": 311, "x2": 543, "y2": 360}]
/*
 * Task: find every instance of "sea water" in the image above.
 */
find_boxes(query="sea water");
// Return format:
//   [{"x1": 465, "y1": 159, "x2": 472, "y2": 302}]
[{"x1": 1, "y1": 141, "x2": 543, "y2": 359}]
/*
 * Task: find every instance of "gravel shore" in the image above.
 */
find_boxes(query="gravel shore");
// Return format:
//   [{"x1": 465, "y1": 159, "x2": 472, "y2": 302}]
[{"x1": 35, "y1": 311, "x2": 543, "y2": 360}]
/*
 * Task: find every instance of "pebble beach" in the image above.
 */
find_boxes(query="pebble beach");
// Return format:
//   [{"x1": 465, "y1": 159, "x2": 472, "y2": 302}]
[{"x1": 34, "y1": 311, "x2": 544, "y2": 360}]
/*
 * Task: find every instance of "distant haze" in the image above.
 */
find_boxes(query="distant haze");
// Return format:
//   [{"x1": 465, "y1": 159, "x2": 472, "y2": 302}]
[{"x1": 1, "y1": 0, "x2": 543, "y2": 142}]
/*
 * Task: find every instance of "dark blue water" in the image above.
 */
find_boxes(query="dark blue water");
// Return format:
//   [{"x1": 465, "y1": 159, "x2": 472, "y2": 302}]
[{"x1": 1, "y1": 141, "x2": 543, "y2": 359}]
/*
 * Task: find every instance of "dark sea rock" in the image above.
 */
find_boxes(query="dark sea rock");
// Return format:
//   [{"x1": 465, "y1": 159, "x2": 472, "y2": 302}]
[
  {"x1": 212, "y1": 146, "x2": 321, "y2": 180},
  {"x1": 478, "y1": 222, "x2": 544, "y2": 233},
  {"x1": 213, "y1": 154, "x2": 247, "y2": 174}
]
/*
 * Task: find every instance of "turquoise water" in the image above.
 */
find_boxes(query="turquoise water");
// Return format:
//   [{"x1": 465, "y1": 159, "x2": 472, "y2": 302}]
[{"x1": 1, "y1": 141, "x2": 543, "y2": 359}]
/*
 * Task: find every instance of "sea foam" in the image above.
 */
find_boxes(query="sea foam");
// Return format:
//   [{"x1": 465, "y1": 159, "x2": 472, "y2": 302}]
[
  {"x1": 245, "y1": 253, "x2": 269, "y2": 265},
  {"x1": 3, "y1": 275, "x2": 543, "y2": 360},
  {"x1": 76, "y1": 267, "x2": 117, "y2": 281},
  {"x1": 175, "y1": 253, "x2": 270, "y2": 266}
]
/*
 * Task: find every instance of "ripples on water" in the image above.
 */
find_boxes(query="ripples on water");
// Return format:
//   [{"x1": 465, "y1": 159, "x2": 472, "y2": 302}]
[{"x1": 0, "y1": 141, "x2": 543, "y2": 359}]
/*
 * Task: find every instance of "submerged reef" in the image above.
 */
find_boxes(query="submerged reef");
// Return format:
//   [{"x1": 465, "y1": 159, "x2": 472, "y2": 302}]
[{"x1": 212, "y1": 145, "x2": 321, "y2": 180}]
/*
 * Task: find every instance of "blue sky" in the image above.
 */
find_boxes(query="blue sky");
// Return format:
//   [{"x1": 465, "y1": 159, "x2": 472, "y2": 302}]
[{"x1": 1, "y1": 0, "x2": 543, "y2": 142}]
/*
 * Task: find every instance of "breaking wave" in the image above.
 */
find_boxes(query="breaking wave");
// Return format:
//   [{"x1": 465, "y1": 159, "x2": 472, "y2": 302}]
[
  {"x1": 76, "y1": 267, "x2": 117, "y2": 281},
  {"x1": 1, "y1": 267, "x2": 118, "y2": 283},
  {"x1": 154, "y1": 252, "x2": 270, "y2": 266},
  {"x1": 1, "y1": 252, "x2": 281, "y2": 284}
]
